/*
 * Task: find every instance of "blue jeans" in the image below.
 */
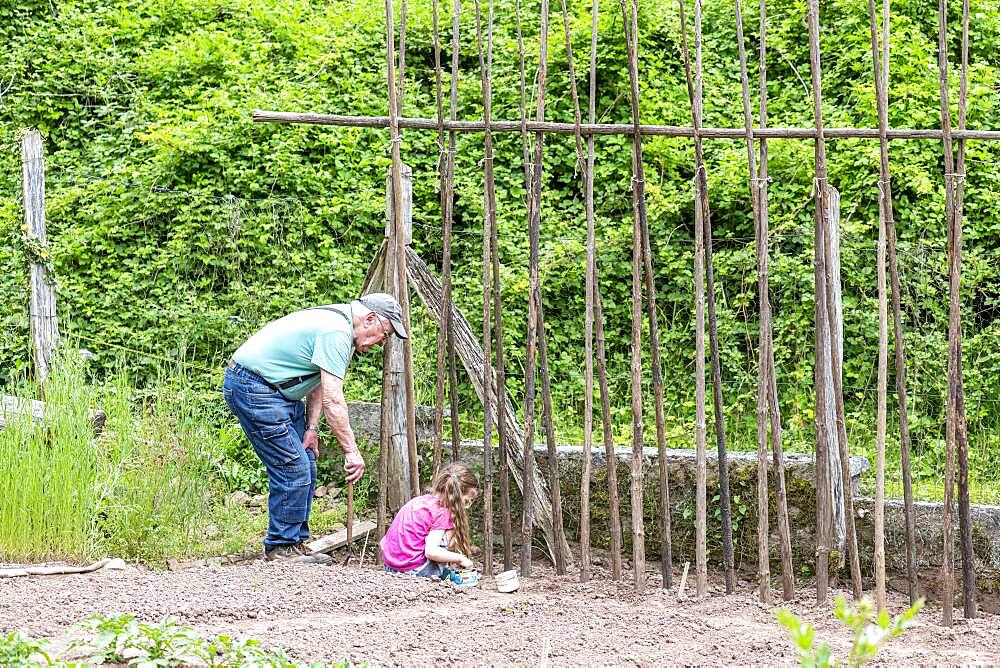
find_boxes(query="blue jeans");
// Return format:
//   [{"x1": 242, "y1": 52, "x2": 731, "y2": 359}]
[{"x1": 223, "y1": 363, "x2": 317, "y2": 549}]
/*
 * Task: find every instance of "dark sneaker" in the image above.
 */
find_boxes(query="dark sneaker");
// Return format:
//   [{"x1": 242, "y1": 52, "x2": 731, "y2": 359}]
[{"x1": 264, "y1": 543, "x2": 332, "y2": 565}]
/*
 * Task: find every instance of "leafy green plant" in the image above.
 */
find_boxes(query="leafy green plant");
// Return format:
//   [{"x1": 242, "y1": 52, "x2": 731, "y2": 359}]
[
  {"x1": 0, "y1": 630, "x2": 53, "y2": 667},
  {"x1": 774, "y1": 596, "x2": 925, "y2": 667},
  {"x1": 67, "y1": 614, "x2": 341, "y2": 667}
]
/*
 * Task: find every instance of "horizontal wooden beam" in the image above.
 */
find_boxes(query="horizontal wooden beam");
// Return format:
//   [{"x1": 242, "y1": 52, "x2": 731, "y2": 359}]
[{"x1": 254, "y1": 110, "x2": 1000, "y2": 141}]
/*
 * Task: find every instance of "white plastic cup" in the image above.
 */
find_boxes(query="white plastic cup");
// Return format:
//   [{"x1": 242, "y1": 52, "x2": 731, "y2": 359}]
[{"x1": 495, "y1": 569, "x2": 520, "y2": 593}]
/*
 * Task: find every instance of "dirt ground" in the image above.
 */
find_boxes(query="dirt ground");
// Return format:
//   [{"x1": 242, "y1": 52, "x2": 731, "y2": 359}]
[{"x1": 2, "y1": 552, "x2": 998, "y2": 666}]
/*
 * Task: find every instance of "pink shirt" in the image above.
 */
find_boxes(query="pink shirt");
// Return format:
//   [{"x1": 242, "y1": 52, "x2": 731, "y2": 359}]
[{"x1": 380, "y1": 494, "x2": 454, "y2": 571}]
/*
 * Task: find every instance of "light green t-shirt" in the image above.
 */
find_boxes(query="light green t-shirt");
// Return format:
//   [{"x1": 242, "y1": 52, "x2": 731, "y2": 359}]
[{"x1": 231, "y1": 303, "x2": 355, "y2": 400}]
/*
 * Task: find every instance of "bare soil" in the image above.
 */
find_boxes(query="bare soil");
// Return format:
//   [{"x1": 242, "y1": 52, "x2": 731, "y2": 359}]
[{"x1": 1, "y1": 554, "x2": 998, "y2": 666}]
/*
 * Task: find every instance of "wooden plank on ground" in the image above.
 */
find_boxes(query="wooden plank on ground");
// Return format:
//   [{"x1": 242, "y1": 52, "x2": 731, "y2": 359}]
[{"x1": 305, "y1": 520, "x2": 376, "y2": 555}]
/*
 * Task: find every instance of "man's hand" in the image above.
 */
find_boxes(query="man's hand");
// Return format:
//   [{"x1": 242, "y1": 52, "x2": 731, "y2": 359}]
[
  {"x1": 303, "y1": 429, "x2": 320, "y2": 459},
  {"x1": 344, "y1": 449, "x2": 365, "y2": 483}
]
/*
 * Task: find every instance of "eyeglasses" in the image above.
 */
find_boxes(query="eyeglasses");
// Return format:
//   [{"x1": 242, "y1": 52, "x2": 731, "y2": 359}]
[{"x1": 377, "y1": 317, "x2": 391, "y2": 341}]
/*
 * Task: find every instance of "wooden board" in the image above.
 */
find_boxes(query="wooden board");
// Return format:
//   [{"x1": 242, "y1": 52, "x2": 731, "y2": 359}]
[{"x1": 305, "y1": 520, "x2": 376, "y2": 555}]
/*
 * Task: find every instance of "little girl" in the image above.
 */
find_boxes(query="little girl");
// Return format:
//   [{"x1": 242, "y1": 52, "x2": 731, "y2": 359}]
[{"x1": 380, "y1": 462, "x2": 479, "y2": 578}]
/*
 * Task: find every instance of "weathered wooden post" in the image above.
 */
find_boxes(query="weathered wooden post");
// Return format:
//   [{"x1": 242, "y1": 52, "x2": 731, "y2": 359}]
[
  {"x1": 382, "y1": 163, "x2": 415, "y2": 513},
  {"x1": 22, "y1": 130, "x2": 59, "y2": 386},
  {"x1": 820, "y1": 186, "x2": 847, "y2": 554}
]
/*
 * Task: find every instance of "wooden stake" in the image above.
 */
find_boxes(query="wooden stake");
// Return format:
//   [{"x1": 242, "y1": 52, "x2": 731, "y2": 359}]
[
  {"x1": 806, "y1": 0, "x2": 832, "y2": 604},
  {"x1": 430, "y1": 0, "x2": 448, "y2": 479},
  {"x1": 22, "y1": 130, "x2": 58, "y2": 386},
  {"x1": 537, "y1": 309, "x2": 567, "y2": 573},
  {"x1": 864, "y1": 0, "x2": 892, "y2": 614},
  {"x1": 405, "y1": 248, "x2": 572, "y2": 563},
  {"x1": 676, "y1": 0, "x2": 708, "y2": 601},
  {"x1": 473, "y1": 0, "x2": 497, "y2": 579},
  {"x1": 594, "y1": 277, "x2": 623, "y2": 581},
  {"x1": 955, "y1": 0, "x2": 976, "y2": 621},
  {"x1": 935, "y1": 0, "x2": 959, "y2": 628},
  {"x1": 678, "y1": 561, "x2": 690, "y2": 600},
  {"x1": 620, "y1": 0, "x2": 647, "y2": 595},
  {"x1": 558, "y1": 0, "x2": 601, "y2": 584},
  {"x1": 346, "y1": 481, "x2": 355, "y2": 561}
]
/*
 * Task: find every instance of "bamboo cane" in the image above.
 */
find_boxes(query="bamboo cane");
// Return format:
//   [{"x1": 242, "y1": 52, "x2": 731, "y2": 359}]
[{"x1": 620, "y1": 0, "x2": 648, "y2": 595}]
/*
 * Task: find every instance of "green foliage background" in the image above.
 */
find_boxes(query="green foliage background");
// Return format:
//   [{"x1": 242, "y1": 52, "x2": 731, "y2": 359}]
[{"x1": 1, "y1": 0, "x2": 999, "y2": 499}]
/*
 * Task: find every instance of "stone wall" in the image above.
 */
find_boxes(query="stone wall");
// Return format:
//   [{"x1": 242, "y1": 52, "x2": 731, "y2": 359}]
[{"x1": 459, "y1": 440, "x2": 1000, "y2": 607}]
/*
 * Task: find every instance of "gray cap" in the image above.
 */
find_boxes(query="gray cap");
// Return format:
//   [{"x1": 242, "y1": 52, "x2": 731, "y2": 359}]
[{"x1": 359, "y1": 293, "x2": 408, "y2": 339}]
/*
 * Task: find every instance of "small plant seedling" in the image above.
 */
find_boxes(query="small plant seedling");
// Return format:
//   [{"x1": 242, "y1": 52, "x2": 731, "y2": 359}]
[
  {"x1": 0, "y1": 630, "x2": 53, "y2": 667},
  {"x1": 774, "y1": 595, "x2": 925, "y2": 668}
]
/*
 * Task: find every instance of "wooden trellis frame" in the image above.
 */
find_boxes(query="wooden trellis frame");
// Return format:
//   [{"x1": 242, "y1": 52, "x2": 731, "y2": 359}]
[{"x1": 255, "y1": 0, "x2": 981, "y2": 621}]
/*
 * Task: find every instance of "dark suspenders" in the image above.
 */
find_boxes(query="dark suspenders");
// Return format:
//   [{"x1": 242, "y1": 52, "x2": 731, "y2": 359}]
[{"x1": 271, "y1": 306, "x2": 352, "y2": 390}]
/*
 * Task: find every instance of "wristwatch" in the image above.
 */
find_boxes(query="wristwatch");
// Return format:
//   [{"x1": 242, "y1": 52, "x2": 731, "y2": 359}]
[{"x1": 305, "y1": 425, "x2": 319, "y2": 432}]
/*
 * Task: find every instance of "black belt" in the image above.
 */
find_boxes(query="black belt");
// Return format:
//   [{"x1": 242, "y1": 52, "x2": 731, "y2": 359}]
[{"x1": 227, "y1": 360, "x2": 318, "y2": 391}]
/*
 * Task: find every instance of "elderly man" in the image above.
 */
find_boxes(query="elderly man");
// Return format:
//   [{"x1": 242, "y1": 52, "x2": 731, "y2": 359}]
[{"x1": 223, "y1": 293, "x2": 407, "y2": 564}]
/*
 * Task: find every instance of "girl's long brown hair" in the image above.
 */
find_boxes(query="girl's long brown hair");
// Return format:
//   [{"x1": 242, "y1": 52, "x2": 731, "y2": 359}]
[{"x1": 430, "y1": 462, "x2": 479, "y2": 558}]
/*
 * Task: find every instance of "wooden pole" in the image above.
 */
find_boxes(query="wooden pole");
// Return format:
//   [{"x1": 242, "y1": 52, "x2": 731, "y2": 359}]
[
  {"x1": 807, "y1": 0, "x2": 864, "y2": 601},
  {"x1": 521, "y1": 0, "x2": 550, "y2": 578},
  {"x1": 486, "y1": 0, "x2": 515, "y2": 575},
  {"x1": 956, "y1": 0, "x2": 976, "y2": 620},
  {"x1": 22, "y1": 130, "x2": 58, "y2": 386},
  {"x1": 383, "y1": 0, "x2": 419, "y2": 504},
  {"x1": 682, "y1": 0, "x2": 732, "y2": 595},
  {"x1": 571, "y1": 3, "x2": 620, "y2": 583},
  {"x1": 583, "y1": 0, "x2": 600, "y2": 582},
  {"x1": 492, "y1": 249, "x2": 514, "y2": 572},
  {"x1": 382, "y1": 166, "x2": 416, "y2": 509},
  {"x1": 676, "y1": 0, "x2": 708, "y2": 600},
  {"x1": 445, "y1": 0, "x2": 462, "y2": 466},
  {"x1": 388, "y1": 0, "x2": 419, "y2": 500},
  {"x1": 430, "y1": 0, "x2": 448, "y2": 478},
  {"x1": 346, "y1": 481, "x2": 355, "y2": 559},
  {"x1": 864, "y1": 0, "x2": 892, "y2": 613},
  {"x1": 537, "y1": 309, "x2": 567, "y2": 573},
  {"x1": 473, "y1": 0, "x2": 497, "y2": 579},
  {"x1": 405, "y1": 247, "x2": 572, "y2": 563},
  {"x1": 620, "y1": 0, "x2": 648, "y2": 594},
  {"x1": 254, "y1": 110, "x2": 1000, "y2": 141},
  {"x1": 936, "y1": 0, "x2": 958, "y2": 627},
  {"x1": 732, "y1": 0, "x2": 769, "y2": 598},
  {"x1": 863, "y1": 0, "x2": 919, "y2": 607},
  {"x1": 594, "y1": 274, "x2": 623, "y2": 580},
  {"x1": 487, "y1": 43, "x2": 514, "y2": 571},
  {"x1": 807, "y1": 0, "x2": 832, "y2": 605},
  {"x1": 556, "y1": 0, "x2": 599, "y2": 583}
]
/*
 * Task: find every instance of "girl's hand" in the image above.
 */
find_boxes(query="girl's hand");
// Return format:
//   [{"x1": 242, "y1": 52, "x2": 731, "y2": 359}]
[{"x1": 458, "y1": 555, "x2": 473, "y2": 569}]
